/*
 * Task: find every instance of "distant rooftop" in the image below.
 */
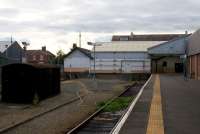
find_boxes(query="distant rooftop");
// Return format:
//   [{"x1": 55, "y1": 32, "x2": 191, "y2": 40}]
[
  {"x1": 0, "y1": 41, "x2": 12, "y2": 53},
  {"x1": 26, "y1": 50, "x2": 55, "y2": 56},
  {"x1": 112, "y1": 33, "x2": 188, "y2": 41},
  {"x1": 63, "y1": 46, "x2": 93, "y2": 59}
]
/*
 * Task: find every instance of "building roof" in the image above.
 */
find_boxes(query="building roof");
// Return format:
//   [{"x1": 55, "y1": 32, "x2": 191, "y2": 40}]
[
  {"x1": 148, "y1": 36, "x2": 189, "y2": 55},
  {"x1": 112, "y1": 34, "x2": 187, "y2": 41},
  {"x1": 0, "y1": 40, "x2": 24, "y2": 53},
  {"x1": 0, "y1": 41, "x2": 12, "y2": 53},
  {"x1": 63, "y1": 47, "x2": 93, "y2": 59},
  {"x1": 95, "y1": 41, "x2": 165, "y2": 52},
  {"x1": 26, "y1": 50, "x2": 55, "y2": 57},
  {"x1": 148, "y1": 35, "x2": 190, "y2": 50}
]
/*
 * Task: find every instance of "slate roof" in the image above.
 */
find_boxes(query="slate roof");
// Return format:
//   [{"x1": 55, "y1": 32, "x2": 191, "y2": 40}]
[
  {"x1": 63, "y1": 47, "x2": 93, "y2": 59},
  {"x1": 0, "y1": 40, "x2": 24, "y2": 53},
  {"x1": 0, "y1": 41, "x2": 12, "y2": 53},
  {"x1": 148, "y1": 35, "x2": 190, "y2": 50},
  {"x1": 147, "y1": 36, "x2": 190, "y2": 56}
]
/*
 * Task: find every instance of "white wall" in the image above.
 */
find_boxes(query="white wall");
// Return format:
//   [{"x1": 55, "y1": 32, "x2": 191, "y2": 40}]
[
  {"x1": 64, "y1": 50, "x2": 151, "y2": 73},
  {"x1": 95, "y1": 52, "x2": 149, "y2": 59},
  {"x1": 122, "y1": 60, "x2": 151, "y2": 73},
  {"x1": 91, "y1": 52, "x2": 151, "y2": 73},
  {"x1": 64, "y1": 50, "x2": 90, "y2": 68}
]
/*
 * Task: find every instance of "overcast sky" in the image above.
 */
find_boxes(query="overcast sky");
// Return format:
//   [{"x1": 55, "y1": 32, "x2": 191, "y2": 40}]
[{"x1": 0, "y1": 0, "x2": 200, "y2": 54}]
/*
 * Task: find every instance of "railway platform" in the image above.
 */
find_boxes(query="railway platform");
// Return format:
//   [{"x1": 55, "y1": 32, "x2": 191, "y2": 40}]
[{"x1": 118, "y1": 74, "x2": 200, "y2": 134}]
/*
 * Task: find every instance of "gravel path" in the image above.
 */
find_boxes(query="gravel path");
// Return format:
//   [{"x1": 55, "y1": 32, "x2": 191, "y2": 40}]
[
  {"x1": 0, "y1": 81, "x2": 78, "y2": 132},
  {"x1": 3, "y1": 92, "x2": 116, "y2": 134},
  {"x1": 0, "y1": 79, "x2": 133, "y2": 134}
]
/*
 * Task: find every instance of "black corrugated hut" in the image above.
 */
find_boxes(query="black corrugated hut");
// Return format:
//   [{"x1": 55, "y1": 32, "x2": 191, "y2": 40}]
[{"x1": 1, "y1": 63, "x2": 60, "y2": 103}]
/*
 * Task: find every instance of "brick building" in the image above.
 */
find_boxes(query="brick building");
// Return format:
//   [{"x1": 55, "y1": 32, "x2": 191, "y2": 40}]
[
  {"x1": 188, "y1": 29, "x2": 200, "y2": 79},
  {"x1": 26, "y1": 46, "x2": 55, "y2": 64}
]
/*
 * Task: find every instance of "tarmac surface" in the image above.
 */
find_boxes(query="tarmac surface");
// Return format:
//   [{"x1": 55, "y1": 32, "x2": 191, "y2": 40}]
[
  {"x1": 119, "y1": 74, "x2": 200, "y2": 134},
  {"x1": 160, "y1": 74, "x2": 200, "y2": 134}
]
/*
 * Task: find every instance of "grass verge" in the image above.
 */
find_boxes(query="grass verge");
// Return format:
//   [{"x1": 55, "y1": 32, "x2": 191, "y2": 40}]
[{"x1": 97, "y1": 97, "x2": 133, "y2": 112}]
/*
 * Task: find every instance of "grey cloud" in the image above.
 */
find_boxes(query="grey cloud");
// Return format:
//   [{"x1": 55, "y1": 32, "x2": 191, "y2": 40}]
[
  {"x1": 1, "y1": 0, "x2": 200, "y2": 36},
  {"x1": 0, "y1": 8, "x2": 20, "y2": 17}
]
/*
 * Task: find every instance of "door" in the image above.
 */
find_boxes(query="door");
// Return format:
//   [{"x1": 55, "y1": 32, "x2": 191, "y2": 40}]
[{"x1": 175, "y1": 63, "x2": 183, "y2": 73}]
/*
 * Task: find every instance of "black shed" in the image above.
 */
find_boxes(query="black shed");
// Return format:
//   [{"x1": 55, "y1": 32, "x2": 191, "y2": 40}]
[{"x1": 1, "y1": 63, "x2": 60, "y2": 103}]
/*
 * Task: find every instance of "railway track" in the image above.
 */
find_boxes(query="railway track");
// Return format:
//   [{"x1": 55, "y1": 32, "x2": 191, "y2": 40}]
[
  {"x1": 66, "y1": 81, "x2": 145, "y2": 134},
  {"x1": 0, "y1": 95, "x2": 84, "y2": 134},
  {"x1": 0, "y1": 80, "x2": 147, "y2": 134}
]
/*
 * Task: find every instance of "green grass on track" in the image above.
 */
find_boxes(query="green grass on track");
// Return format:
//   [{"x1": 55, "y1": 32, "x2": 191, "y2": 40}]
[{"x1": 97, "y1": 97, "x2": 133, "y2": 112}]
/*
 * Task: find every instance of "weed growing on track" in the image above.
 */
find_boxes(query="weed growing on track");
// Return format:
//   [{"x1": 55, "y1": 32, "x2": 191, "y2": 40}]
[{"x1": 97, "y1": 97, "x2": 133, "y2": 112}]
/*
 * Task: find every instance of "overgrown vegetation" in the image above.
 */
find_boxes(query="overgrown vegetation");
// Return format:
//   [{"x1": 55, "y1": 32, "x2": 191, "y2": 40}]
[
  {"x1": 97, "y1": 97, "x2": 133, "y2": 112},
  {"x1": 54, "y1": 49, "x2": 65, "y2": 64}
]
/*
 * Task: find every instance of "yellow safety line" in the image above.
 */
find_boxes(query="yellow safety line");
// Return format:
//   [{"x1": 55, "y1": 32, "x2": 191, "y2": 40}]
[{"x1": 146, "y1": 74, "x2": 164, "y2": 134}]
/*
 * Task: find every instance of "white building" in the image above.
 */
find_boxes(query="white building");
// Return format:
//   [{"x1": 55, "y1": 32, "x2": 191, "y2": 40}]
[
  {"x1": 63, "y1": 33, "x2": 187, "y2": 74},
  {"x1": 92, "y1": 41, "x2": 164, "y2": 73},
  {"x1": 63, "y1": 46, "x2": 92, "y2": 73}
]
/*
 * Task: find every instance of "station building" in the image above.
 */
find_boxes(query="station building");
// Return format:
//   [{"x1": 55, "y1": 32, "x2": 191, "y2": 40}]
[
  {"x1": 148, "y1": 36, "x2": 189, "y2": 73},
  {"x1": 63, "y1": 33, "x2": 188, "y2": 76},
  {"x1": 188, "y1": 29, "x2": 200, "y2": 80},
  {"x1": 93, "y1": 41, "x2": 161, "y2": 74}
]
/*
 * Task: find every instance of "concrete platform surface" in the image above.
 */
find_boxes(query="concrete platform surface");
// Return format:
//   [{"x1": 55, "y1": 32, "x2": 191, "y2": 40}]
[
  {"x1": 119, "y1": 74, "x2": 200, "y2": 134},
  {"x1": 119, "y1": 75, "x2": 154, "y2": 134},
  {"x1": 160, "y1": 74, "x2": 200, "y2": 134}
]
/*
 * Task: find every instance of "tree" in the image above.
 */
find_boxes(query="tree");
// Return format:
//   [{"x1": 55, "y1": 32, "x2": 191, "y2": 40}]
[{"x1": 56, "y1": 49, "x2": 65, "y2": 64}]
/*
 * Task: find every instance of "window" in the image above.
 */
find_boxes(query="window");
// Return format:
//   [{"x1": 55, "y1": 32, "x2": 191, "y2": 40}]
[
  {"x1": 119, "y1": 37, "x2": 129, "y2": 41},
  {"x1": 33, "y1": 55, "x2": 36, "y2": 60},
  {"x1": 40, "y1": 55, "x2": 44, "y2": 60}
]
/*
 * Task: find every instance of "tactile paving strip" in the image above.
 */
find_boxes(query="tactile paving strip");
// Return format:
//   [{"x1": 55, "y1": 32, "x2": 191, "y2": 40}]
[{"x1": 146, "y1": 75, "x2": 164, "y2": 134}]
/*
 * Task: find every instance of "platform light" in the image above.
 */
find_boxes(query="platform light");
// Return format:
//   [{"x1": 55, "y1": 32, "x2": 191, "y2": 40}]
[{"x1": 87, "y1": 42, "x2": 102, "y2": 79}]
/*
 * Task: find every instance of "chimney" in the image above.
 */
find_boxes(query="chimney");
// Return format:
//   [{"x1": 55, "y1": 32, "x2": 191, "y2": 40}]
[
  {"x1": 23, "y1": 46, "x2": 27, "y2": 51},
  {"x1": 131, "y1": 32, "x2": 134, "y2": 36},
  {"x1": 185, "y1": 31, "x2": 188, "y2": 35},
  {"x1": 11, "y1": 36, "x2": 13, "y2": 44},
  {"x1": 73, "y1": 43, "x2": 77, "y2": 48},
  {"x1": 42, "y1": 46, "x2": 46, "y2": 51}
]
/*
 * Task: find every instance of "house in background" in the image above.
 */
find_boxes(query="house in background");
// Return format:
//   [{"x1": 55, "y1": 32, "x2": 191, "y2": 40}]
[
  {"x1": 0, "y1": 41, "x2": 23, "y2": 64},
  {"x1": 63, "y1": 45, "x2": 92, "y2": 75},
  {"x1": 26, "y1": 46, "x2": 55, "y2": 64}
]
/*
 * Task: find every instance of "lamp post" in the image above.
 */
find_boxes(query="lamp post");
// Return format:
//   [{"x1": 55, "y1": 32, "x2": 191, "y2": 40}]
[
  {"x1": 181, "y1": 54, "x2": 187, "y2": 80},
  {"x1": 87, "y1": 42, "x2": 102, "y2": 79}
]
